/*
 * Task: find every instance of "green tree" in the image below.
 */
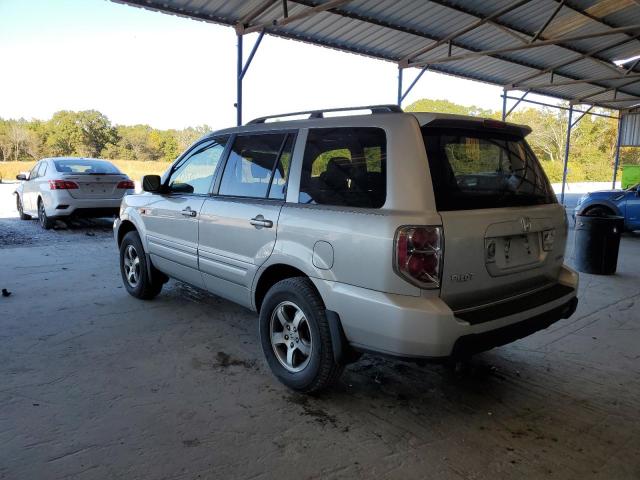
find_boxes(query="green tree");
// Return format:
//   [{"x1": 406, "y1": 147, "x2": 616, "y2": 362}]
[
  {"x1": 405, "y1": 98, "x2": 494, "y2": 117},
  {"x1": 45, "y1": 110, "x2": 117, "y2": 157}
]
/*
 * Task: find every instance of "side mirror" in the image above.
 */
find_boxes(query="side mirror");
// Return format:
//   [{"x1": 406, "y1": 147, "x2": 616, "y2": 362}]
[
  {"x1": 142, "y1": 175, "x2": 162, "y2": 193},
  {"x1": 16, "y1": 173, "x2": 28, "y2": 181}
]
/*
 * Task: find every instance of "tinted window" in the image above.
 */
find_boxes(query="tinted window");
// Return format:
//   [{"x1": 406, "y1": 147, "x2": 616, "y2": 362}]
[
  {"x1": 422, "y1": 127, "x2": 555, "y2": 211},
  {"x1": 168, "y1": 138, "x2": 227, "y2": 195},
  {"x1": 268, "y1": 135, "x2": 294, "y2": 200},
  {"x1": 219, "y1": 133, "x2": 291, "y2": 199},
  {"x1": 299, "y1": 128, "x2": 386, "y2": 208},
  {"x1": 37, "y1": 162, "x2": 47, "y2": 177},
  {"x1": 53, "y1": 159, "x2": 120, "y2": 174}
]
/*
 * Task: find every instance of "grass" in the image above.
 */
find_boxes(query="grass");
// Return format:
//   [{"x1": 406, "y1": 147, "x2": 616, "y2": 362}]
[{"x1": 0, "y1": 160, "x2": 171, "y2": 183}]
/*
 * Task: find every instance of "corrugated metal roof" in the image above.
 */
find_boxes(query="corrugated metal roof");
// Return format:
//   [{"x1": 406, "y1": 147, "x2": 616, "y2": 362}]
[{"x1": 113, "y1": 0, "x2": 640, "y2": 110}]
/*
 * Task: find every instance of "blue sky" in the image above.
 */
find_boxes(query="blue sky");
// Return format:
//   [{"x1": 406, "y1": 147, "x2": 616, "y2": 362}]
[{"x1": 1, "y1": 0, "x2": 512, "y2": 130}]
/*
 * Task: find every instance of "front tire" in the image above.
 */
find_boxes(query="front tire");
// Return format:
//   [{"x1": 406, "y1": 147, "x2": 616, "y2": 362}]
[
  {"x1": 120, "y1": 231, "x2": 163, "y2": 300},
  {"x1": 259, "y1": 277, "x2": 344, "y2": 393},
  {"x1": 16, "y1": 194, "x2": 31, "y2": 220},
  {"x1": 38, "y1": 199, "x2": 54, "y2": 229}
]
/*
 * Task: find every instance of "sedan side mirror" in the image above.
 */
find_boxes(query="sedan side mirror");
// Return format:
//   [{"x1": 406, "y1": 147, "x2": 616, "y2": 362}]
[
  {"x1": 16, "y1": 173, "x2": 28, "y2": 181},
  {"x1": 142, "y1": 175, "x2": 162, "y2": 193}
]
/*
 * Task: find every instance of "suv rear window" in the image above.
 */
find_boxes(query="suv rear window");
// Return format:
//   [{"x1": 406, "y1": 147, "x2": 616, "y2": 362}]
[
  {"x1": 299, "y1": 127, "x2": 386, "y2": 208},
  {"x1": 422, "y1": 127, "x2": 556, "y2": 211}
]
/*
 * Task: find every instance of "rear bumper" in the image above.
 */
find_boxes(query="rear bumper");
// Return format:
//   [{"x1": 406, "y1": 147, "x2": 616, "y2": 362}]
[
  {"x1": 312, "y1": 264, "x2": 579, "y2": 359},
  {"x1": 451, "y1": 296, "x2": 577, "y2": 358},
  {"x1": 46, "y1": 193, "x2": 123, "y2": 218}
]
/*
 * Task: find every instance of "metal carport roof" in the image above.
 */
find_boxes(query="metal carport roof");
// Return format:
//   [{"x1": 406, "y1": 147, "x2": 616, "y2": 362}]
[{"x1": 114, "y1": 0, "x2": 640, "y2": 111}]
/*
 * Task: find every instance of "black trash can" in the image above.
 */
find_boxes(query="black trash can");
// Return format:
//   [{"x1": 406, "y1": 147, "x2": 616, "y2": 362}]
[{"x1": 573, "y1": 214, "x2": 624, "y2": 275}]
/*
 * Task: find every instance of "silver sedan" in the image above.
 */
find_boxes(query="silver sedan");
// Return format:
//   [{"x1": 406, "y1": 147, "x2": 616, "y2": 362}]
[{"x1": 14, "y1": 157, "x2": 134, "y2": 229}]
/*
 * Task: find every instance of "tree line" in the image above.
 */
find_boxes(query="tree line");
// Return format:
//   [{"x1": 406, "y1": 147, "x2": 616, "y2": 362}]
[
  {"x1": 0, "y1": 110, "x2": 210, "y2": 164},
  {"x1": 2, "y1": 103, "x2": 638, "y2": 183}
]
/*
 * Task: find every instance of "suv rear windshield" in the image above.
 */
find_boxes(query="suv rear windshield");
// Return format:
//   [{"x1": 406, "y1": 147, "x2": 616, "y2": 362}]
[
  {"x1": 422, "y1": 127, "x2": 556, "y2": 211},
  {"x1": 54, "y1": 159, "x2": 121, "y2": 175}
]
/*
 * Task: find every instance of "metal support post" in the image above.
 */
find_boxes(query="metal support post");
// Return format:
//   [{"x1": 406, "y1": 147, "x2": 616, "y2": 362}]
[
  {"x1": 501, "y1": 91, "x2": 507, "y2": 121},
  {"x1": 236, "y1": 33, "x2": 243, "y2": 126},
  {"x1": 560, "y1": 105, "x2": 574, "y2": 205},
  {"x1": 612, "y1": 115, "x2": 623, "y2": 189},
  {"x1": 397, "y1": 67, "x2": 403, "y2": 106},
  {"x1": 399, "y1": 67, "x2": 428, "y2": 104},
  {"x1": 236, "y1": 30, "x2": 265, "y2": 126}
]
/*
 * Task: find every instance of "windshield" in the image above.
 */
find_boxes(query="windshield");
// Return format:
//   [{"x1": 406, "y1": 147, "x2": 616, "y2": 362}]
[
  {"x1": 625, "y1": 183, "x2": 639, "y2": 191},
  {"x1": 422, "y1": 127, "x2": 556, "y2": 211},
  {"x1": 53, "y1": 159, "x2": 121, "y2": 175}
]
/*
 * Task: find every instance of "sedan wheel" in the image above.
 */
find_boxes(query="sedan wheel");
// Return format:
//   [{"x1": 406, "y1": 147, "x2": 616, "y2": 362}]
[
  {"x1": 38, "y1": 200, "x2": 54, "y2": 229},
  {"x1": 16, "y1": 195, "x2": 31, "y2": 220}
]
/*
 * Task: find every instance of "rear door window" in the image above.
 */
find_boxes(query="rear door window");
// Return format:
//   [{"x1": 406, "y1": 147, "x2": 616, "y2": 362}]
[
  {"x1": 422, "y1": 127, "x2": 556, "y2": 211},
  {"x1": 299, "y1": 127, "x2": 386, "y2": 208},
  {"x1": 218, "y1": 133, "x2": 294, "y2": 199}
]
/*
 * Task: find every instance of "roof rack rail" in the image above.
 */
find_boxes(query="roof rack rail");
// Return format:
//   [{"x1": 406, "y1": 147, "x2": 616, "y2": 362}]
[{"x1": 247, "y1": 104, "x2": 403, "y2": 124}]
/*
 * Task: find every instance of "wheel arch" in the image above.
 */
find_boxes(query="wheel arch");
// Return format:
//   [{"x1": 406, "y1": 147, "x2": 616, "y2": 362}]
[
  {"x1": 582, "y1": 203, "x2": 618, "y2": 216},
  {"x1": 253, "y1": 263, "x2": 319, "y2": 313},
  {"x1": 117, "y1": 219, "x2": 138, "y2": 247},
  {"x1": 254, "y1": 264, "x2": 355, "y2": 368}
]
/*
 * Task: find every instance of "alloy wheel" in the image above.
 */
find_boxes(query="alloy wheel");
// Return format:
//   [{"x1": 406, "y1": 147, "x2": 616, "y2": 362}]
[
  {"x1": 38, "y1": 202, "x2": 46, "y2": 226},
  {"x1": 269, "y1": 301, "x2": 313, "y2": 373},
  {"x1": 123, "y1": 244, "x2": 141, "y2": 288}
]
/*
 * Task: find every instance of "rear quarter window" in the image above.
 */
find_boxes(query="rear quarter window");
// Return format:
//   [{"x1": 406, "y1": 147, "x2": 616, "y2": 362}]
[{"x1": 299, "y1": 127, "x2": 386, "y2": 208}]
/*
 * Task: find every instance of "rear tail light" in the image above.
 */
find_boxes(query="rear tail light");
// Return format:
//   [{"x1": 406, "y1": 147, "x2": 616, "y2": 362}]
[
  {"x1": 117, "y1": 180, "x2": 135, "y2": 189},
  {"x1": 394, "y1": 226, "x2": 443, "y2": 289},
  {"x1": 49, "y1": 180, "x2": 78, "y2": 190}
]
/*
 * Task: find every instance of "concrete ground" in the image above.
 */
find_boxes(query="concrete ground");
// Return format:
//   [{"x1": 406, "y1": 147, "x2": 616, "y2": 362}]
[{"x1": 1, "y1": 183, "x2": 639, "y2": 480}]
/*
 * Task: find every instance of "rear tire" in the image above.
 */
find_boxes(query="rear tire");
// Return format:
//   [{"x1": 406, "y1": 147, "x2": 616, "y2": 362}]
[
  {"x1": 120, "y1": 231, "x2": 163, "y2": 300},
  {"x1": 259, "y1": 277, "x2": 344, "y2": 393},
  {"x1": 38, "y1": 199, "x2": 54, "y2": 229},
  {"x1": 16, "y1": 194, "x2": 31, "y2": 220}
]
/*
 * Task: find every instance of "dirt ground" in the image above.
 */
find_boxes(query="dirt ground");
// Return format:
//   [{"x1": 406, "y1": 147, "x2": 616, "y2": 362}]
[{"x1": 1, "y1": 182, "x2": 639, "y2": 479}]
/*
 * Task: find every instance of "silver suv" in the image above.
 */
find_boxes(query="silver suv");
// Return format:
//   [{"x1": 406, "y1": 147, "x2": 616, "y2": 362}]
[{"x1": 114, "y1": 105, "x2": 579, "y2": 392}]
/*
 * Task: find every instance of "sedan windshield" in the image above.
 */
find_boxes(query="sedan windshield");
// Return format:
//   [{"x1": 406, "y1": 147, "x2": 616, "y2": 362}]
[{"x1": 53, "y1": 159, "x2": 121, "y2": 175}]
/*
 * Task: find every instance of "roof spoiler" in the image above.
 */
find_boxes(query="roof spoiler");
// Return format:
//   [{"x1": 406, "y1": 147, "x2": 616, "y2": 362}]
[
  {"x1": 247, "y1": 104, "x2": 403, "y2": 124},
  {"x1": 424, "y1": 118, "x2": 532, "y2": 136}
]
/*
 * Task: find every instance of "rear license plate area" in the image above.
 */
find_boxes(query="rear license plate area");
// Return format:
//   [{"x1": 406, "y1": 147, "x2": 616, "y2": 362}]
[{"x1": 486, "y1": 233, "x2": 541, "y2": 273}]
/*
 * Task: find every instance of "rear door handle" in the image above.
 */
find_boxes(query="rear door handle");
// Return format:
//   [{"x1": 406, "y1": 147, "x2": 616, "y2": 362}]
[
  {"x1": 181, "y1": 207, "x2": 197, "y2": 217},
  {"x1": 250, "y1": 215, "x2": 273, "y2": 228}
]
